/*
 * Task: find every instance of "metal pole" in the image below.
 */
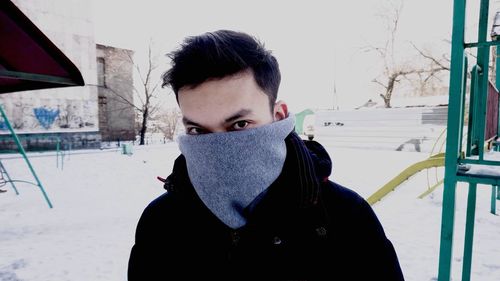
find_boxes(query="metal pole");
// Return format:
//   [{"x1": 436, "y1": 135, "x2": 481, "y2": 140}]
[
  {"x1": 467, "y1": 66, "x2": 478, "y2": 157},
  {"x1": 492, "y1": 185, "x2": 498, "y2": 215},
  {"x1": 56, "y1": 137, "x2": 60, "y2": 169},
  {"x1": 438, "y1": 0, "x2": 467, "y2": 280},
  {"x1": 474, "y1": 0, "x2": 491, "y2": 161},
  {"x1": 0, "y1": 161, "x2": 19, "y2": 195},
  {"x1": 462, "y1": 183, "x2": 477, "y2": 281}
]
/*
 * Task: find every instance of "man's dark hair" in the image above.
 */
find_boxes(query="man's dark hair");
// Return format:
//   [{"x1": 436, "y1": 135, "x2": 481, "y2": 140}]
[{"x1": 162, "y1": 30, "x2": 281, "y2": 109}]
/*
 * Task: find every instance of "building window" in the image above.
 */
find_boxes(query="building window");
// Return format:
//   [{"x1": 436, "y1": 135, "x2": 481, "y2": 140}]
[
  {"x1": 98, "y1": 96, "x2": 107, "y2": 105},
  {"x1": 97, "y1": 57, "x2": 106, "y2": 87}
]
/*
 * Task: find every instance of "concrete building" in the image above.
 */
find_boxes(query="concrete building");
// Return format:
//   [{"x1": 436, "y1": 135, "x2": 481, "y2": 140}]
[
  {"x1": 0, "y1": 0, "x2": 100, "y2": 150},
  {"x1": 96, "y1": 44, "x2": 135, "y2": 142},
  {"x1": 0, "y1": 0, "x2": 136, "y2": 150}
]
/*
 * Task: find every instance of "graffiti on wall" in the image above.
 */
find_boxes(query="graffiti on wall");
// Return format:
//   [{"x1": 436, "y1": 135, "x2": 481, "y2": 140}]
[
  {"x1": 11, "y1": 100, "x2": 35, "y2": 129},
  {"x1": 0, "y1": 119, "x2": 6, "y2": 130},
  {"x1": 57, "y1": 101, "x2": 82, "y2": 128},
  {"x1": 34, "y1": 107, "x2": 60, "y2": 129},
  {"x1": 0, "y1": 98, "x2": 97, "y2": 132},
  {"x1": 57, "y1": 100, "x2": 96, "y2": 129}
]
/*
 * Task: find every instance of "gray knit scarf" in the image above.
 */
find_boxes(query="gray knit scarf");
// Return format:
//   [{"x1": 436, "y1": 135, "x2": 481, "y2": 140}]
[{"x1": 177, "y1": 115, "x2": 295, "y2": 229}]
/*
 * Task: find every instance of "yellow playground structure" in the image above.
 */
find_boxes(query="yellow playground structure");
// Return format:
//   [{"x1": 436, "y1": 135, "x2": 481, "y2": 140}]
[{"x1": 367, "y1": 127, "x2": 447, "y2": 205}]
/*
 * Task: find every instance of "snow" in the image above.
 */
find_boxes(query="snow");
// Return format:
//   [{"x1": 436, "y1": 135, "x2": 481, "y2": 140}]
[
  {"x1": 1, "y1": 138, "x2": 499, "y2": 280},
  {"x1": 458, "y1": 151, "x2": 500, "y2": 178}
]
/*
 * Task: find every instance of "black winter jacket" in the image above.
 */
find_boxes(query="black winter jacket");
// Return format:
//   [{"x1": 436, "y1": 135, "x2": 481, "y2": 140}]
[{"x1": 128, "y1": 133, "x2": 405, "y2": 280}]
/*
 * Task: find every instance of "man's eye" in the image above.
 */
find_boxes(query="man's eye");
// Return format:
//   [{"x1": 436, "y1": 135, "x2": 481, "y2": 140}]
[
  {"x1": 232, "y1": 120, "x2": 249, "y2": 130},
  {"x1": 187, "y1": 127, "x2": 205, "y2": 135}
]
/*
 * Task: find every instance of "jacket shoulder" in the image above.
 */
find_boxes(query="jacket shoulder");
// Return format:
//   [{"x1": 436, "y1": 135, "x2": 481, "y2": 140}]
[
  {"x1": 143, "y1": 191, "x2": 175, "y2": 217},
  {"x1": 322, "y1": 181, "x2": 367, "y2": 210},
  {"x1": 320, "y1": 181, "x2": 387, "y2": 235},
  {"x1": 320, "y1": 181, "x2": 405, "y2": 280},
  {"x1": 134, "y1": 191, "x2": 178, "y2": 242}
]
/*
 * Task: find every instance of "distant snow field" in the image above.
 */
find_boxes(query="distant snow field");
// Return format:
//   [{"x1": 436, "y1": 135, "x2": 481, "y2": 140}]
[{"x1": 0, "y1": 139, "x2": 499, "y2": 281}]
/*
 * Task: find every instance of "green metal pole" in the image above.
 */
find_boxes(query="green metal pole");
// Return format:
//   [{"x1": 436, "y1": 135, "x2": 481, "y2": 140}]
[
  {"x1": 61, "y1": 138, "x2": 64, "y2": 170},
  {"x1": 462, "y1": 183, "x2": 477, "y2": 281},
  {"x1": 461, "y1": 1, "x2": 490, "y2": 280},
  {"x1": 438, "y1": 0, "x2": 466, "y2": 280},
  {"x1": 56, "y1": 137, "x2": 63, "y2": 170},
  {"x1": 467, "y1": 66, "x2": 478, "y2": 157},
  {"x1": 459, "y1": 56, "x2": 469, "y2": 154},
  {"x1": 475, "y1": 0, "x2": 491, "y2": 161},
  {"x1": 0, "y1": 161, "x2": 19, "y2": 195},
  {"x1": 492, "y1": 185, "x2": 498, "y2": 215},
  {"x1": 0, "y1": 105, "x2": 53, "y2": 208},
  {"x1": 439, "y1": 182, "x2": 459, "y2": 281},
  {"x1": 66, "y1": 142, "x2": 71, "y2": 160},
  {"x1": 497, "y1": 184, "x2": 500, "y2": 200},
  {"x1": 56, "y1": 138, "x2": 60, "y2": 169}
]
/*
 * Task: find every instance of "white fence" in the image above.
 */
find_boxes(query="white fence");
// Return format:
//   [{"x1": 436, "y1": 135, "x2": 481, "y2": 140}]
[{"x1": 313, "y1": 107, "x2": 448, "y2": 153}]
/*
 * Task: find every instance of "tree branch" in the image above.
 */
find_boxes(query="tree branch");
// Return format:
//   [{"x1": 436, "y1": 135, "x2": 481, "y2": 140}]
[
  {"x1": 124, "y1": 50, "x2": 147, "y2": 87},
  {"x1": 87, "y1": 84, "x2": 142, "y2": 111},
  {"x1": 410, "y1": 42, "x2": 450, "y2": 71},
  {"x1": 372, "y1": 78, "x2": 388, "y2": 90}
]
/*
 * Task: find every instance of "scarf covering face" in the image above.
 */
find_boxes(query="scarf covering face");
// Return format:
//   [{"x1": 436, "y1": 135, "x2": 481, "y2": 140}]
[{"x1": 177, "y1": 115, "x2": 295, "y2": 229}]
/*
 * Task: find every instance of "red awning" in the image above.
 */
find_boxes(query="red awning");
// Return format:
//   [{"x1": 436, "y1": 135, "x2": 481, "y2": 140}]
[{"x1": 0, "y1": 0, "x2": 84, "y2": 94}]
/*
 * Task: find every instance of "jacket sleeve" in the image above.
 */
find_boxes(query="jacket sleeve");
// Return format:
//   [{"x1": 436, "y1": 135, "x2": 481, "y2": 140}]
[
  {"x1": 354, "y1": 197, "x2": 405, "y2": 281},
  {"x1": 128, "y1": 193, "x2": 172, "y2": 280},
  {"x1": 128, "y1": 204, "x2": 154, "y2": 280},
  {"x1": 323, "y1": 181, "x2": 405, "y2": 280}
]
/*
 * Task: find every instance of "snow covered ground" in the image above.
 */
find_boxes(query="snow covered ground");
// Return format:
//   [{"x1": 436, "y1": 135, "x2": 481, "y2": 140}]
[{"x1": 0, "y1": 139, "x2": 499, "y2": 280}]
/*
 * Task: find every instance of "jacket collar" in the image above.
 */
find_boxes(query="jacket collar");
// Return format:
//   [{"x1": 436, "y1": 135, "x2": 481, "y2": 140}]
[{"x1": 241, "y1": 132, "x2": 332, "y2": 230}]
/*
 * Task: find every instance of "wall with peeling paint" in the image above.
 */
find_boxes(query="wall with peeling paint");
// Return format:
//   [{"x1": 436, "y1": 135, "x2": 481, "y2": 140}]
[
  {"x1": 96, "y1": 44, "x2": 135, "y2": 141},
  {"x1": 0, "y1": 0, "x2": 101, "y2": 150}
]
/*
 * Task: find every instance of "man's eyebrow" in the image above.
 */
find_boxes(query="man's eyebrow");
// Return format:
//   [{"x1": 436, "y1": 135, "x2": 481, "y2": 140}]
[
  {"x1": 224, "y1": 109, "x2": 252, "y2": 123},
  {"x1": 182, "y1": 117, "x2": 202, "y2": 127}
]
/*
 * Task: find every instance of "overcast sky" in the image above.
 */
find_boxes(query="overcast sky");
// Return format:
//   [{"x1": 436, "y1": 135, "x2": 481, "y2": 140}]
[{"x1": 89, "y1": 0, "x2": 491, "y2": 112}]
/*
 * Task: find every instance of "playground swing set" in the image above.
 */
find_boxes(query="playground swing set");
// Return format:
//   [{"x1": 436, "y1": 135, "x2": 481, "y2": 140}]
[{"x1": 0, "y1": 1, "x2": 85, "y2": 208}]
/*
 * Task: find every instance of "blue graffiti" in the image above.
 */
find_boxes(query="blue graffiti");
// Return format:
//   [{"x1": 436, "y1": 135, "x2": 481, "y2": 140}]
[
  {"x1": 34, "y1": 107, "x2": 60, "y2": 129},
  {"x1": 0, "y1": 120, "x2": 7, "y2": 130}
]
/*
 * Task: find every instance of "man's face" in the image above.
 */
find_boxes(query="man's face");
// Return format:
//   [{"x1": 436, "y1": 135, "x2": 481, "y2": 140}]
[{"x1": 178, "y1": 71, "x2": 287, "y2": 135}]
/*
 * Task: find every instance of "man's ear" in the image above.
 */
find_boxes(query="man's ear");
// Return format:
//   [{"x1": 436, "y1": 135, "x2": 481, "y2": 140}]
[{"x1": 273, "y1": 101, "x2": 288, "y2": 121}]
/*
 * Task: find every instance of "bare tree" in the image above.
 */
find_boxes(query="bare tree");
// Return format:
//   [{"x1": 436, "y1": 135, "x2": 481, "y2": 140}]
[
  {"x1": 157, "y1": 108, "x2": 182, "y2": 141},
  {"x1": 95, "y1": 42, "x2": 164, "y2": 145},
  {"x1": 364, "y1": 0, "x2": 449, "y2": 107},
  {"x1": 409, "y1": 42, "x2": 451, "y2": 96},
  {"x1": 130, "y1": 44, "x2": 163, "y2": 145},
  {"x1": 366, "y1": 0, "x2": 405, "y2": 108},
  {"x1": 411, "y1": 42, "x2": 450, "y2": 72}
]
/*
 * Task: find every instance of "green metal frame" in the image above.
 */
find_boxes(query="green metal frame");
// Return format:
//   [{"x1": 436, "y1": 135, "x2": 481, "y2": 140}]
[
  {"x1": 491, "y1": 185, "x2": 497, "y2": 214},
  {"x1": 0, "y1": 105, "x2": 53, "y2": 208},
  {"x1": 438, "y1": 0, "x2": 466, "y2": 278},
  {"x1": 0, "y1": 160, "x2": 19, "y2": 194},
  {"x1": 439, "y1": 0, "x2": 500, "y2": 280}
]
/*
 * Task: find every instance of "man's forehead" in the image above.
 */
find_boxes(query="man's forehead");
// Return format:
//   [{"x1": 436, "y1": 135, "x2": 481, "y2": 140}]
[{"x1": 178, "y1": 70, "x2": 253, "y2": 93}]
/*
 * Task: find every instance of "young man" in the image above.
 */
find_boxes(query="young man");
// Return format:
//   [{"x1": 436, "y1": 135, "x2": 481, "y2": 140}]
[{"x1": 128, "y1": 30, "x2": 404, "y2": 280}]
